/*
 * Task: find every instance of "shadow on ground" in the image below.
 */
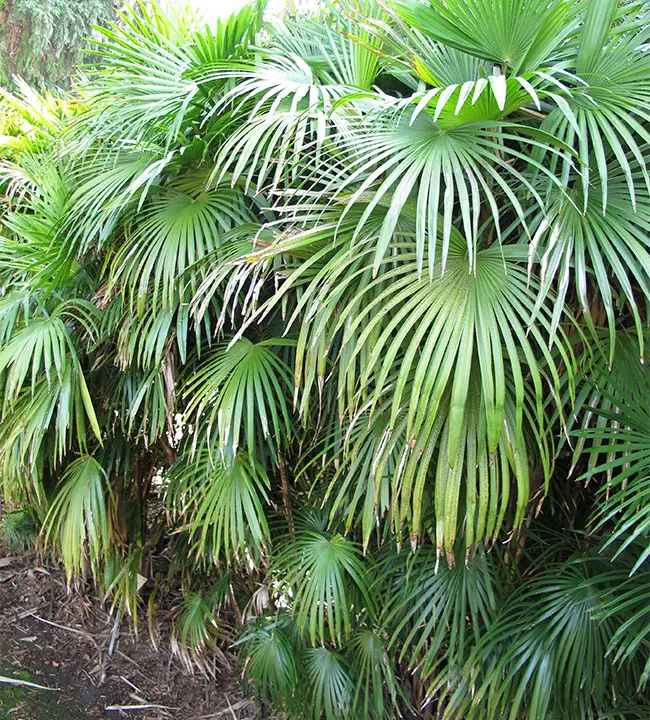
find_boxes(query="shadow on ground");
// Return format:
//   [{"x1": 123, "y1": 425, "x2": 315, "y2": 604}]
[
  {"x1": 0, "y1": 548, "x2": 255, "y2": 720},
  {"x1": 0, "y1": 650, "x2": 96, "y2": 720}
]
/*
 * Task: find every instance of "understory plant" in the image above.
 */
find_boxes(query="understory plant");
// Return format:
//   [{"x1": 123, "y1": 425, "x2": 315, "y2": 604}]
[{"x1": 0, "y1": 0, "x2": 649, "y2": 717}]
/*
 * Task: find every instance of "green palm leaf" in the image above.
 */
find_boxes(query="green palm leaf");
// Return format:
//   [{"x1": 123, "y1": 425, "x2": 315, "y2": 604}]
[
  {"x1": 593, "y1": 562, "x2": 650, "y2": 688},
  {"x1": 167, "y1": 449, "x2": 270, "y2": 563},
  {"x1": 65, "y1": 149, "x2": 175, "y2": 253},
  {"x1": 350, "y1": 628, "x2": 400, "y2": 718},
  {"x1": 389, "y1": 0, "x2": 578, "y2": 75},
  {"x1": 109, "y1": 175, "x2": 254, "y2": 312},
  {"x1": 539, "y1": 7, "x2": 650, "y2": 211},
  {"x1": 268, "y1": 7, "x2": 384, "y2": 90},
  {"x1": 82, "y1": 2, "x2": 203, "y2": 147},
  {"x1": 274, "y1": 528, "x2": 373, "y2": 645},
  {"x1": 446, "y1": 556, "x2": 645, "y2": 720},
  {"x1": 305, "y1": 647, "x2": 354, "y2": 720},
  {"x1": 183, "y1": 337, "x2": 295, "y2": 458},
  {"x1": 318, "y1": 110, "x2": 569, "y2": 276},
  {"x1": 266, "y1": 215, "x2": 573, "y2": 555},
  {"x1": 579, "y1": 391, "x2": 650, "y2": 572},
  {"x1": 238, "y1": 616, "x2": 300, "y2": 711},
  {"x1": 43, "y1": 456, "x2": 112, "y2": 578},
  {"x1": 530, "y1": 162, "x2": 650, "y2": 359},
  {"x1": 383, "y1": 545, "x2": 498, "y2": 682}
]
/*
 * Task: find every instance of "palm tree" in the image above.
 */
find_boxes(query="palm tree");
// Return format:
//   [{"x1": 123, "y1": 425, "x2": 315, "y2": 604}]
[{"x1": 0, "y1": 0, "x2": 649, "y2": 717}]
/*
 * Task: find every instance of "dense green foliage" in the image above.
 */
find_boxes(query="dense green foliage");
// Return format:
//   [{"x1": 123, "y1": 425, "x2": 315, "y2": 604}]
[
  {"x1": 0, "y1": 0, "x2": 118, "y2": 87},
  {"x1": 0, "y1": 1, "x2": 649, "y2": 717}
]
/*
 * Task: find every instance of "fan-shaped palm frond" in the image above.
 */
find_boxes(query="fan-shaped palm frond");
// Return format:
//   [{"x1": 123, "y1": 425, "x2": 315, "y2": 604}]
[
  {"x1": 273, "y1": 528, "x2": 373, "y2": 645},
  {"x1": 109, "y1": 363, "x2": 174, "y2": 446},
  {"x1": 0, "y1": 299, "x2": 97, "y2": 397},
  {"x1": 0, "y1": 154, "x2": 78, "y2": 286},
  {"x1": 338, "y1": 112, "x2": 575, "y2": 274},
  {"x1": 558, "y1": 331, "x2": 647, "y2": 475},
  {"x1": 167, "y1": 449, "x2": 270, "y2": 563},
  {"x1": 579, "y1": 391, "x2": 650, "y2": 572},
  {"x1": 0, "y1": 298, "x2": 101, "y2": 456},
  {"x1": 171, "y1": 584, "x2": 229, "y2": 674},
  {"x1": 260, "y1": 214, "x2": 573, "y2": 555},
  {"x1": 109, "y1": 175, "x2": 254, "y2": 312},
  {"x1": 188, "y1": 1, "x2": 262, "y2": 67},
  {"x1": 205, "y1": 4, "x2": 387, "y2": 193},
  {"x1": 102, "y1": 548, "x2": 144, "y2": 624},
  {"x1": 350, "y1": 628, "x2": 400, "y2": 718},
  {"x1": 64, "y1": 147, "x2": 180, "y2": 253},
  {"x1": 383, "y1": 545, "x2": 498, "y2": 683},
  {"x1": 183, "y1": 337, "x2": 295, "y2": 458},
  {"x1": 43, "y1": 455, "x2": 112, "y2": 578},
  {"x1": 72, "y1": 0, "x2": 262, "y2": 151},
  {"x1": 307, "y1": 408, "x2": 399, "y2": 551},
  {"x1": 390, "y1": 0, "x2": 579, "y2": 75},
  {"x1": 189, "y1": 223, "x2": 272, "y2": 331},
  {"x1": 593, "y1": 558, "x2": 650, "y2": 688},
  {"x1": 81, "y1": 3, "x2": 202, "y2": 147},
  {"x1": 446, "y1": 555, "x2": 644, "y2": 720},
  {"x1": 0, "y1": 368, "x2": 93, "y2": 495},
  {"x1": 208, "y1": 56, "x2": 354, "y2": 196},
  {"x1": 530, "y1": 162, "x2": 650, "y2": 357},
  {"x1": 304, "y1": 646, "x2": 354, "y2": 720},
  {"x1": 268, "y1": 5, "x2": 385, "y2": 90},
  {"x1": 542, "y1": 5, "x2": 650, "y2": 212},
  {"x1": 238, "y1": 615, "x2": 300, "y2": 710}
]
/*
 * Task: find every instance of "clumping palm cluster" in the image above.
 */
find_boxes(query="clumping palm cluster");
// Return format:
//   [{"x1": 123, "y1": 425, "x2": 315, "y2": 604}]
[{"x1": 0, "y1": 1, "x2": 649, "y2": 718}]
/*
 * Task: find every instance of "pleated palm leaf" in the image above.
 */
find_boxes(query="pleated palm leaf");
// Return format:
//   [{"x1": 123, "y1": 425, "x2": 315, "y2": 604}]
[
  {"x1": 0, "y1": 0, "x2": 649, "y2": 718},
  {"x1": 444, "y1": 553, "x2": 648, "y2": 720}
]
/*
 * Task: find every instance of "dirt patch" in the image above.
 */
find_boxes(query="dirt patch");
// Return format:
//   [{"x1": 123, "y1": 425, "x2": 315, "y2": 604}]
[{"x1": 0, "y1": 549, "x2": 256, "y2": 720}]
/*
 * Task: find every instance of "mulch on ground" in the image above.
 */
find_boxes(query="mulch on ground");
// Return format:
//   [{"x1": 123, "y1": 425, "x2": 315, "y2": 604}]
[{"x1": 0, "y1": 547, "x2": 256, "y2": 720}]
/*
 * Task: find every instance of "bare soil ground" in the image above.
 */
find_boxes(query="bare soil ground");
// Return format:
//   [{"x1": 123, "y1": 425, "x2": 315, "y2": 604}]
[{"x1": 0, "y1": 545, "x2": 256, "y2": 720}]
